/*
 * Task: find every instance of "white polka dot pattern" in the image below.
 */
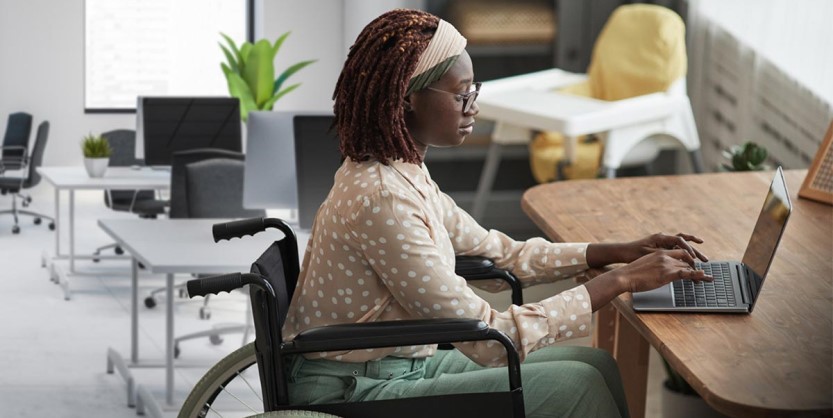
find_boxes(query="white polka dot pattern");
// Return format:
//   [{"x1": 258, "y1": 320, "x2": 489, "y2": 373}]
[{"x1": 282, "y1": 159, "x2": 593, "y2": 366}]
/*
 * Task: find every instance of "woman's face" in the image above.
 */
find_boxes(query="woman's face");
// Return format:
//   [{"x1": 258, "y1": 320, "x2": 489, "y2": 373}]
[{"x1": 405, "y1": 50, "x2": 479, "y2": 157}]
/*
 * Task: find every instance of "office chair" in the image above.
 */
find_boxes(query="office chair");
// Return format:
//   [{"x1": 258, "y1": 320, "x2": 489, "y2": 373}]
[
  {"x1": 472, "y1": 4, "x2": 704, "y2": 220},
  {"x1": 0, "y1": 112, "x2": 32, "y2": 172},
  {"x1": 144, "y1": 148, "x2": 246, "y2": 309},
  {"x1": 172, "y1": 157, "x2": 266, "y2": 355},
  {"x1": 179, "y1": 217, "x2": 525, "y2": 418},
  {"x1": 0, "y1": 121, "x2": 55, "y2": 234},
  {"x1": 92, "y1": 130, "x2": 167, "y2": 260}
]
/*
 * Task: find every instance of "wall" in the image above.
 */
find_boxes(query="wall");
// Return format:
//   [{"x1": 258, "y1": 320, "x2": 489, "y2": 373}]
[
  {"x1": 0, "y1": 0, "x2": 134, "y2": 167},
  {"x1": 0, "y1": 0, "x2": 422, "y2": 166}
]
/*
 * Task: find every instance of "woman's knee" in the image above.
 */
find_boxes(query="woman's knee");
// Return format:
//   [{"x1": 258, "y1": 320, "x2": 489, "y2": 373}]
[{"x1": 522, "y1": 361, "x2": 621, "y2": 418}]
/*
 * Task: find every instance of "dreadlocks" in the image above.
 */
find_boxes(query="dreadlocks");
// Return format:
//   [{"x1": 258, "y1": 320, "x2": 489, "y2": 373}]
[{"x1": 333, "y1": 9, "x2": 439, "y2": 165}]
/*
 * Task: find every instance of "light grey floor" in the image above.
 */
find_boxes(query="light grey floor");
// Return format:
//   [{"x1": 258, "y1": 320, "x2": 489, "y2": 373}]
[{"x1": 0, "y1": 184, "x2": 666, "y2": 417}]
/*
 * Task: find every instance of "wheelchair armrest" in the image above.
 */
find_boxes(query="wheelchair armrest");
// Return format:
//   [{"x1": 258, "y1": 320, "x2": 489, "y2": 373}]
[
  {"x1": 287, "y1": 318, "x2": 495, "y2": 353},
  {"x1": 455, "y1": 256, "x2": 523, "y2": 306}
]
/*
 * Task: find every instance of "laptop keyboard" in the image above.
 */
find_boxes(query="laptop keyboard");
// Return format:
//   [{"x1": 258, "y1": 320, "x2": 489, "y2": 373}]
[{"x1": 673, "y1": 262, "x2": 737, "y2": 308}]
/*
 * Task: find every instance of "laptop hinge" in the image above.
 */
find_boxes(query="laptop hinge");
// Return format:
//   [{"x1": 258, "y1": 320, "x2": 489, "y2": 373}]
[{"x1": 737, "y1": 264, "x2": 750, "y2": 305}]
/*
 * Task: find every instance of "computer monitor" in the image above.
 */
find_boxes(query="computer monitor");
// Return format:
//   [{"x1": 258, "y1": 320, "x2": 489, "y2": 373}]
[
  {"x1": 137, "y1": 97, "x2": 242, "y2": 166},
  {"x1": 293, "y1": 115, "x2": 343, "y2": 230},
  {"x1": 243, "y1": 111, "x2": 301, "y2": 210}
]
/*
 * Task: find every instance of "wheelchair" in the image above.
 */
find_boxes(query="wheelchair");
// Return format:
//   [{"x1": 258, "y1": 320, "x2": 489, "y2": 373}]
[{"x1": 179, "y1": 217, "x2": 526, "y2": 418}]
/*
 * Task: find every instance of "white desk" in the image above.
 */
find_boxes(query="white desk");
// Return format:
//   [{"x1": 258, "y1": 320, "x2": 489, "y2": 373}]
[
  {"x1": 37, "y1": 167, "x2": 169, "y2": 298},
  {"x1": 99, "y1": 218, "x2": 307, "y2": 417},
  {"x1": 471, "y1": 69, "x2": 702, "y2": 221}
]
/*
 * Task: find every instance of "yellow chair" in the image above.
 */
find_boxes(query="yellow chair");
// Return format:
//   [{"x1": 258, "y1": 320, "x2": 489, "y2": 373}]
[{"x1": 473, "y1": 4, "x2": 704, "y2": 217}]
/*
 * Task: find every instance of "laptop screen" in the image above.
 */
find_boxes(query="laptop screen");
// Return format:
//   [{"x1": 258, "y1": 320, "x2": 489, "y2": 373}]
[
  {"x1": 741, "y1": 167, "x2": 792, "y2": 305},
  {"x1": 293, "y1": 115, "x2": 342, "y2": 230}
]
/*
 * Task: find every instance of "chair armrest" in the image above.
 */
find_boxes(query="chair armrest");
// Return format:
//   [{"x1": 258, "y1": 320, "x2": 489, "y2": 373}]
[
  {"x1": 455, "y1": 256, "x2": 523, "y2": 306},
  {"x1": 286, "y1": 318, "x2": 493, "y2": 353}
]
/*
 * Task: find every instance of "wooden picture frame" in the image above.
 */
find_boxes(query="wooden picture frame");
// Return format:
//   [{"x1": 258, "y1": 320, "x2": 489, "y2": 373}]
[{"x1": 799, "y1": 121, "x2": 833, "y2": 205}]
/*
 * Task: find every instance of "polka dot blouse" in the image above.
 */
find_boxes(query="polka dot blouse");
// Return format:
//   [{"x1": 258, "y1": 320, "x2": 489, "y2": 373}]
[{"x1": 282, "y1": 159, "x2": 593, "y2": 367}]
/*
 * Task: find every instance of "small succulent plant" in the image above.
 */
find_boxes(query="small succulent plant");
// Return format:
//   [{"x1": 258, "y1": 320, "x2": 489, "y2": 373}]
[
  {"x1": 722, "y1": 142, "x2": 769, "y2": 171},
  {"x1": 81, "y1": 133, "x2": 112, "y2": 158}
]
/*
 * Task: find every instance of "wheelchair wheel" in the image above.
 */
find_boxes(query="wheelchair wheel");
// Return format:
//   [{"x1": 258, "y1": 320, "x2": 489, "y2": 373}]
[
  {"x1": 178, "y1": 342, "x2": 261, "y2": 418},
  {"x1": 178, "y1": 343, "x2": 341, "y2": 418}
]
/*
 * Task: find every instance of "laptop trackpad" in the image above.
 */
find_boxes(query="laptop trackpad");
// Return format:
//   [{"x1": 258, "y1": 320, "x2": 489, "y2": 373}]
[{"x1": 633, "y1": 284, "x2": 675, "y2": 310}]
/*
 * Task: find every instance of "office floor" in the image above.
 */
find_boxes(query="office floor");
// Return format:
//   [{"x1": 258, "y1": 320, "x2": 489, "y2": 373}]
[{"x1": 0, "y1": 185, "x2": 667, "y2": 417}]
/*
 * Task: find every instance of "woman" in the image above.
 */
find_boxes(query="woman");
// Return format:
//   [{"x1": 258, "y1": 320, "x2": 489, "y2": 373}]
[{"x1": 282, "y1": 9, "x2": 711, "y2": 418}]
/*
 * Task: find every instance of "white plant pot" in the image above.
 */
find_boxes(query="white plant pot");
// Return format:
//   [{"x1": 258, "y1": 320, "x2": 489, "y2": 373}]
[
  {"x1": 662, "y1": 381, "x2": 729, "y2": 418},
  {"x1": 84, "y1": 157, "x2": 109, "y2": 178}
]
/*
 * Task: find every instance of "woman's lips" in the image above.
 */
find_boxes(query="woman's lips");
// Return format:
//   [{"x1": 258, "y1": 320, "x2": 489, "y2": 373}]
[{"x1": 459, "y1": 121, "x2": 475, "y2": 135}]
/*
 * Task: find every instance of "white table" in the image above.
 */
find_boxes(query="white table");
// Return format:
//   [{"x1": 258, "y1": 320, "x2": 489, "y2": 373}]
[
  {"x1": 472, "y1": 69, "x2": 703, "y2": 221},
  {"x1": 37, "y1": 166, "x2": 170, "y2": 298},
  {"x1": 99, "y1": 218, "x2": 307, "y2": 417}
]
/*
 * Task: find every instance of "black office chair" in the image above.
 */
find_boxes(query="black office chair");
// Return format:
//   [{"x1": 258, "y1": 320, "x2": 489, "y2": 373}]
[
  {"x1": 93, "y1": 130, "x2": 167, "y2": 259},
  {"x1": 172, "y1": 157, "x2": 266, "y2": 355},
  {"x1": 144, "y1": 148, "x2": 247, "y2": 309},
  {"x1": 0, "y1": 112, "x2": 32, "y2": 172},
  {"x1": 179, "y1": 218, "x2": 525, "y2": 418},
  {"x1": 0, "y1": 121, "x2": 55, "y2": 234}
]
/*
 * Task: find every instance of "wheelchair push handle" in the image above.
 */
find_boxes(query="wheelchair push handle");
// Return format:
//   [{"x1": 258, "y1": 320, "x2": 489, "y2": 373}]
[
  {"x1": 212, "y1": 217, "x2": 266, "y2": 242},
  {"x1": 186, "y1": 273, "x2": 243, "y2": 297},
  {"x1": 187, "y1": 272, "x2": 276, "y2": 299}
]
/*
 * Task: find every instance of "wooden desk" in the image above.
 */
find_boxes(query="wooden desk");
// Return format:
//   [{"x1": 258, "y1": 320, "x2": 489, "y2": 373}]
[{"x1": 521, "y1": 170, "x2": 832, "y2": 418}]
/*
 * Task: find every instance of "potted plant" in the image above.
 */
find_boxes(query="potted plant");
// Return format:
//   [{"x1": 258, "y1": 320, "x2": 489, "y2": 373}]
[
  {"x1": 219, "y1": 32, "x2": 315, "y2": 121},
  {"x1": 722, "y1": 141, "x2": 769, "y2": 171},
  {"x1": 81, "y1": 133, "x2": 111, "y2": 178}
]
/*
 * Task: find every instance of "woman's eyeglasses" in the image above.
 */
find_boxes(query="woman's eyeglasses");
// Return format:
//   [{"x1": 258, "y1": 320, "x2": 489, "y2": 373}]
[{"x1": 425, "y1": 82, "x2": 481, "y2": 113}]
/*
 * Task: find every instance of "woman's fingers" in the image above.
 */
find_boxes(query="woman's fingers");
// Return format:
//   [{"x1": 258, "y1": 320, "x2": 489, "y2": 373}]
[
  {"x1": 675, "y1": 232, "x2": 704, "y2": 244},
  {"x1": 665, "y1": 248, "x2": 696, "y2": 268}
]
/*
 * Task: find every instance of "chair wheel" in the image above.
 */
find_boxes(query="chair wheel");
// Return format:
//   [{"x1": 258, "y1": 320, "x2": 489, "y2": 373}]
[
  {"x1": 178, "y1": 288, "x2": 187, "y2": 298},
  {"x1": 114, "y1": 246, "x2": 124, "y2": 255},
  {"x1": 22, "y1": 200, "x2": 29, "y2": 208},
  {"x1": 33, "y1": 217, "x2": 41, "y2": 225},
  {"x1": 138, "y1": 262, "x2": 146, "y2": 269},
  {"x1": 209, "y1": 335, "x2": 223, "y2": 345},
  {"x1": 48, "y1": 222, "x2": 55, "y2": 231},
  {"x1": 144, "y1": 296, "x2": 156, "y2": 308},
  {"x1": 174, "y1": 344, "x2": 181, "y2": 359},
  {"x1": 12, "y1": 226, "x2": 20, "y2": 234},
  {"x1": 199, "y1": 307, "x2": 211, "y2": 320},
  {"x1": 25, "y1": 196, "x2": 32, "y2": 204}
]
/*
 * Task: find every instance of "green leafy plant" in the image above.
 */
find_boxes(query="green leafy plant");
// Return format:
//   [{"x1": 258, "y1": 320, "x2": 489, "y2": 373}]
[
  {"x1": 81, "y1": 133, "x2": 112, "y2": 158},
  {"x1": 219, "y1": 32, "x2": 316, "y2": 121},
  {"x1": 722, "y1": 141, "x2": 769, "y2": 171}
]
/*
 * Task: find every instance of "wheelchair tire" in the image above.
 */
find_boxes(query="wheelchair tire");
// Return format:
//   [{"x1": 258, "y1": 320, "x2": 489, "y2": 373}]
[
  {"x1": 178, "y1": 342, "x2": 258, "y2": 418},
  {"x1": 178, "y1": 343, "x2": 341, "y2": 418}
]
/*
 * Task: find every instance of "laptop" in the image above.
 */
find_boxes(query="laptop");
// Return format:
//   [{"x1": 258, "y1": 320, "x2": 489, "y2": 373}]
[{"x1": 633, "y1": 167, "x2": 792, "y2": 313}]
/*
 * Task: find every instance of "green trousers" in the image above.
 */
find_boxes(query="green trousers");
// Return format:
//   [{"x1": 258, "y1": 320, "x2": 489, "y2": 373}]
[{"x1": 287, "y1": 345, "x2": 629, "y2": 418}]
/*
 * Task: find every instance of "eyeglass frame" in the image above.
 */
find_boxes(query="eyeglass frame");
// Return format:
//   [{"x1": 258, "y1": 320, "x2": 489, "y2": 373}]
[{"x1": 424, "y1": 82, "x2": 482, "y2": 113}]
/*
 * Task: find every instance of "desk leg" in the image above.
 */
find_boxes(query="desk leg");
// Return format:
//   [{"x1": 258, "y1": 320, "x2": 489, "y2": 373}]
[
  {"x1": 54, "y1": 188, "x2": 60, "y2": 256},
  {"x1": 166, "y1": 273, "x2": 174, "y2": 406},
  {"x1": 593, "y1": 303, "x2": 617, "y2": 355},
  {"x1": 69, "y1": 190, "x2": 75, "y2": 273},
  {"x1": 131, "y1": 258, "x2": 139, "y2": 363},
  {"x1": 472, "y1": 141, "x2": 503, "y2": 222},
  {"x1": 613, "y1": 310, "x2": 649, "y2": 418}
]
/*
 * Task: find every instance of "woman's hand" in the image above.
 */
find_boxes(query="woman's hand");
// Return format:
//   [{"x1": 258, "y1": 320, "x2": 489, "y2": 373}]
[
  {"x1": 585, "y1": 248, "x2": 713, "y2": 311},
  {"x1": 616, "y1": 248, "x2": 713, "y2": 293},
  {"x1": 586, "y1": 232, "x2": 708, "y2": 268},
  {"x1": 621, "y1": 232, "x2": 709, "y2": 264}
]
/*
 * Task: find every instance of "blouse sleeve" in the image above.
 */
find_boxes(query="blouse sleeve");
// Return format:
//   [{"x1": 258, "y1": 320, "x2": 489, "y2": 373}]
[
  {"x1": 347, "y1": 190, "x2": 592, "y2": 367},
  {"x1": 436, "y1": 188, "x2": 590, "y2": 292}
]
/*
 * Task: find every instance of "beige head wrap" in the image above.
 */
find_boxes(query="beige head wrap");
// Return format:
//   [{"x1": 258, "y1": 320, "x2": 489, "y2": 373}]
[{"x1": 406, "y1": 19, "x2": 467, "y2": 95}]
